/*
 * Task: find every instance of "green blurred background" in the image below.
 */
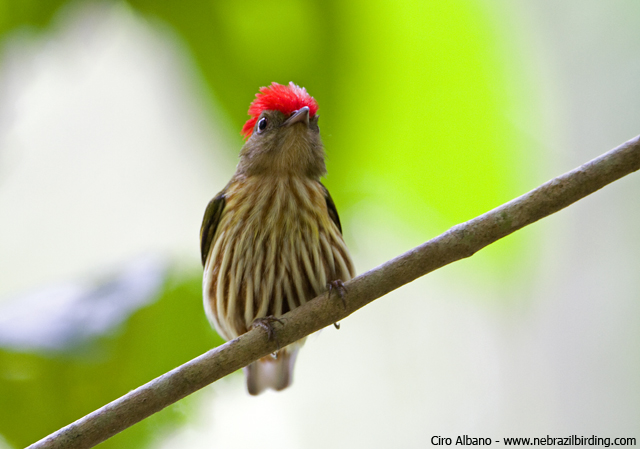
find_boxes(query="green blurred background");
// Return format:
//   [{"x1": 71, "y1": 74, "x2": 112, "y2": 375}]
[{"x1": 0, "y1": 1, "x2": 638, "y2": 448}]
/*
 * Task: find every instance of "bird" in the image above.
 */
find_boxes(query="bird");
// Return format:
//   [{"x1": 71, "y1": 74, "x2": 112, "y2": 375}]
[{"x1": 200, "y1": 82, "x2": 355, "y2": 395}]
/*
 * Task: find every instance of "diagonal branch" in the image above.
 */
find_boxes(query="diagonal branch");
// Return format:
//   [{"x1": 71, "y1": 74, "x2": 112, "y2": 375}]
[{"x1": 28, "y1": 135, "x2": 640, "y2": 449}]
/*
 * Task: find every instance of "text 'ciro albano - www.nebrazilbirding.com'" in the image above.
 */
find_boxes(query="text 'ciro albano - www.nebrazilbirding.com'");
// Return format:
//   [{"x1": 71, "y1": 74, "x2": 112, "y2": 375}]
[{"x1": 431, "y1": 435, "x2": 637, "y2": 447}]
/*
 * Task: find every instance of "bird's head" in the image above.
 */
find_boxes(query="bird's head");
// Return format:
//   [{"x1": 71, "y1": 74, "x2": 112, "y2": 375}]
[{"x1": 237, "y1": 82, "x2": 325, "y2": 178}]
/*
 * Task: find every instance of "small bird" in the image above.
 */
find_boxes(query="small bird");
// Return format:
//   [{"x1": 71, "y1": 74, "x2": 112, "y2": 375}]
[{"x1": 200, "y1": 82, "x2": 355, "y2": 395}]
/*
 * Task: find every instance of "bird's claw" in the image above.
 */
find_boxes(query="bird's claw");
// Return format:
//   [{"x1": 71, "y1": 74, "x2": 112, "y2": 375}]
[
  {"x1": 251, "y1": 316, "x2": 284, "y2": 349},
  {"x1": 327, "y1": 280, "x2": 348, "y2": 310},
  {"x1": 328, "y1": 280, "x2": 347, "y2": 330}
]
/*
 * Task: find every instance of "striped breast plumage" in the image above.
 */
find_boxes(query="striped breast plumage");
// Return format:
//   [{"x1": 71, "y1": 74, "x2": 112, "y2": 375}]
[{"x1": 202, "y1": 175, "x2": 355, "y2": 342}]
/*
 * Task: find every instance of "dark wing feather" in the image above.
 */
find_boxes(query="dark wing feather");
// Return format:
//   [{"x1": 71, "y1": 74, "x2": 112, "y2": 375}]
[
  {"x1": 320, "y1": 183, "x2": 343, "y2": 234},
  {"x1": 200, "y1": 190, "x2": 226, "y2": 266}
]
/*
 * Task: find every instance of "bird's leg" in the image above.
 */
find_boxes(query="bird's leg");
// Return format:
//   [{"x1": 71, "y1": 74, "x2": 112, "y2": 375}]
[
  {"x1": 327, "y1": 279, "x2": 347, "y2": 329},
  {"x1": 251, "y1": 316, "x2": 284, "y2": 350}
]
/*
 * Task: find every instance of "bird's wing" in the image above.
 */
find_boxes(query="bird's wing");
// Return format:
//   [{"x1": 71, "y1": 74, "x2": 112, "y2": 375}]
[
  {"x1": 320, "y1": 183, "x2": 343, "y2": 234},
  {"x1": 200, "y1": 190, "x2": 227, "y2": 266}
]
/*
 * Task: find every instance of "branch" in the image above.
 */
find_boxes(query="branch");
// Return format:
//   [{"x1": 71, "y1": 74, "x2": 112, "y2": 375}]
[{"x1": 28, "y1": 135, "x2": 640, "y2": 449}]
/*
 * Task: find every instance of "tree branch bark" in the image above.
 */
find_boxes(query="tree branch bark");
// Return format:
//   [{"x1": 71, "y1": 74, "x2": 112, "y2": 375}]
[{"x1": 28, "y1": 135, "x2": 640, "y2": 449}]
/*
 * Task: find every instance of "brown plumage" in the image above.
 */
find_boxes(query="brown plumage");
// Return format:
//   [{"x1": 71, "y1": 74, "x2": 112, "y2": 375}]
[{"x1": 200, "y1": 83, "x2": 355, "y2": 395}]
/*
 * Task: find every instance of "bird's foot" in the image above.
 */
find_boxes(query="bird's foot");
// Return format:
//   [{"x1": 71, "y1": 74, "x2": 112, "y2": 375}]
[
  {"x1": 251, "y1": 316, "x2": 284, "y2": 349},
  {"x1": 327, "y1": 280, "x2": 348, "y2": 309},
  {"x1": 327, "y1": 279, "x2": 347, "y2": 330}
]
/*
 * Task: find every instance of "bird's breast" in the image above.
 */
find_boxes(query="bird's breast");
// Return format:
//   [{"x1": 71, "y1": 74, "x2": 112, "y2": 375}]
[{"x1": 203, "y1": 176, "x2": 353, "y2": 340}]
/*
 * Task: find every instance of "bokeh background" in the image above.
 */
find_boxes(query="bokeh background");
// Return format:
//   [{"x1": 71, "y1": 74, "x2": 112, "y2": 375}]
[{"x1": 0, "y1": 1, "x2": 638, "y2": 447}]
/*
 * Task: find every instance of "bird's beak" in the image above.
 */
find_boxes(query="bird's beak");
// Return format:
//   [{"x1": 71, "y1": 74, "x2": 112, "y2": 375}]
[{"x1": 283, "y1": 106, "x2": 310, "y2": 127}]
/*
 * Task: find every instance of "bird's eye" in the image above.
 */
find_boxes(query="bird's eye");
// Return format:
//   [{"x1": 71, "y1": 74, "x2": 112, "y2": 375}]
[{"x1": 257, "y1": 117, "x2": 268, "y2": 133}]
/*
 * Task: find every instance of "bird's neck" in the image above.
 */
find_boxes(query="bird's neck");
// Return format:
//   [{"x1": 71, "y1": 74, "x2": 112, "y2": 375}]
[{"x1": 237, "y1": 132, "x2": 326, "y2": 178}]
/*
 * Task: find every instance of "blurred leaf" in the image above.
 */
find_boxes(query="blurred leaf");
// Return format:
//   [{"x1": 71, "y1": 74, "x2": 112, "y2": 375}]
[
  {"x1": 0, "y1": 269, "x2": 223, "y2": 449},
  {"x1": 326, "y1": 1, "x2": 528, "y2": 223},
  {"x1": 320, "y1": 0, "x2": 541, "y2": 277}
]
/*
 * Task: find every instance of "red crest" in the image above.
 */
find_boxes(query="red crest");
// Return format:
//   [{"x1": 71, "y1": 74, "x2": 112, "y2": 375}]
[{"x1": 241, "y1": 82, "x2": 319, "y2": 139}]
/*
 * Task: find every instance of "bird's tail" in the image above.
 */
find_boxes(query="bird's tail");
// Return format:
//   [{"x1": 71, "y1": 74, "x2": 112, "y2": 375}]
[{"x1": 244, "y1": 346, "x2": 299, "y2": 395}]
